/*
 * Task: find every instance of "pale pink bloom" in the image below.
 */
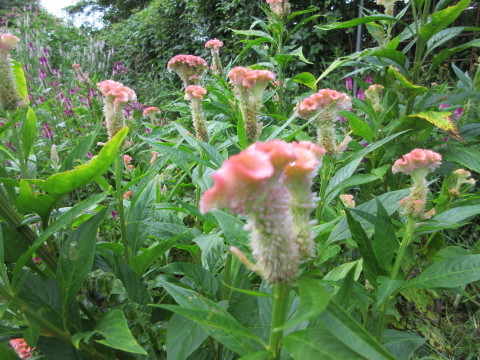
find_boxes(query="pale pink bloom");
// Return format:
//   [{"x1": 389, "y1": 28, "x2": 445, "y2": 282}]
[
  {"x1": 9, "y1": 338, "x2": 33, "y2": 359},
  {"x1": 143, "y1": 106, "x2": 160, "y2": 118},
  {"x1": 127, "y1": 164, "x2": 134, "y2": 170},
  {"x1": 123, "y1": 154, "x2": 132, "y2": 165},
  {"x1": 266, "y1": 0, "x2": 290, "y2": 17},
  {"x1": 295, "y1": 89, "x2": 351, "y2": 121},
  {"x1": 185, "y1": 85, "x2": 207, "y2": 100},
  {"x1": 167, "y1": 55, "x2": 208, "y2": 86},
  {"x1": 0, "y1": 33, "x2": 19, "y2": 51},
  {"x1": 150, "y1": 151, "x2": 159, "y2": 164},
  {"x1": 123, "y1": 190, "x2": 132, "y2": 199},
  {"x1": 228, "y1": 67, "x2": 276, "y2": 91},
  {"x1": 340, "y1": 194, "x2": 355, "y2": 208},
  {"x1": 205, "y1": 39, "x2": 223, "y2": 49},
  {"x1": 97, "y1": 80, "x2": 136, "y2": 111},
  {"x1": 392, "y1": 149, "x2": 442, "y2": 175},
  {"x1": 72, "y1": 63, "x2": 81, "y2": 70}
]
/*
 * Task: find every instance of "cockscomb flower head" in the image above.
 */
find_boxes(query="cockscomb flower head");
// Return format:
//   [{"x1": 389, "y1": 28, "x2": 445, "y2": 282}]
[
  {"x1": 449, "y1": 168, "x2": 475, "y2": 196},
  {"x1": 340, "y1": 194, "x2": 355, "y2": 208},
  {"x1": 9, "y1": 338, "x2": 34, "y2": 359},
  {"x1": 0, "y1": 33, "x2": 24, "y2": 110},
  {"x1": 295, "y1": 89, "x2": 351, "y2": 121},
  {"x1": 205, "y1": 39, "x2": 223, "y2": 50},
  {"x1": 0, "y1": 33, "x2": 20, "y2": 51},
  {"x1": 185, "y1": 85, "x2": 207, "y2": 100},
  {"x1": 143, "y1": 106, "x2": 160, "y2": 118},
  {"x1": 200, "y1": 140, "x2": 324, "y2": 282},
  {"x1": 392, "y1": 149, "x2": 442, "y2": 176},
  {"x1": 266, "y1": 0, "x2": 291, "y2": 17},
  {"x1": 167, "y1": 54, "x2": 208, "y2": 86}
]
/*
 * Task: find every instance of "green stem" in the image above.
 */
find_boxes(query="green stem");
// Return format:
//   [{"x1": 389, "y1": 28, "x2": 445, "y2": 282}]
[
  {"x1": 268, "y1": 282, "x2": 290, "y2": 359},
  {"x1": 315, "y1": 157, "x2": 333, "y2": 221},
  {"x1": 376, "y1": 217, "x2": 416, "y2": 341},
  {"x1": 114, "y1": 153, "x2": 130, "y2": 264}
]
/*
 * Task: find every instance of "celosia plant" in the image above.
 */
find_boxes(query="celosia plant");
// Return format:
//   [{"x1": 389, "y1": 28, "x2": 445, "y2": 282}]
[
  {"x1": 295, "y1": 89, "x2": 352, "y2": 155},
  {"x1": 184, "y1": 85, "x2": 209, "y2": 142},
  {"x1": 266, "y1": 0, "x2": 291, "y2": 18},
  {"x1": 97, "y1": 80, "x2": 136, "y2": 139},
  {"x1": 392, "y1": 149, "x2": 442, "y2": 219},
  {"x1": 167, "y1": 54, "x2": 208, "y2": 87},
  {"x1": 449, "y1": 169, "x2": 475, "y2": 196},
  {"x1": 365, "y1": 84, "x2": 384, "y2": 113},
  {"x1": 377, "y1": 0, "x2": 398, "y2": 16},
  {"x1": 205, "y1": 39, "x2": 224, "y2": 76},
  {"x1": 9, "y1": 338, "x2": 34, "y2": 359},
  {"x1": 227, "y1": 66, "x2": 276, "y2": 143},
  {"x1": 200, "y1": 139, "x2": 325, "y2": 283},
  {"x1": 0, "y1": 33, "x2": 24, "y2": 110}
]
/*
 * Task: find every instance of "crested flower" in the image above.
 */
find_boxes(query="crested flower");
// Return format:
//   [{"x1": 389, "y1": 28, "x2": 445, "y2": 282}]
[
  {"x1": 449, "y1": 168, "x2": 475, "y2": 196},
  {"x1": 393, "y1": 149, "x2": 442, "y2": 219},
  {"x1": 72, "y1": 63, "x2": 91, "y2": 85},
  {"x1": 205, "y1": 39, "x2": 224, "y2": 76},
  {"x1": 228, "y1": 66, "x2": 276, "y2": 143},
  {"x1": 340, "y1": 194, "x2": 355, "y2": 208},
  {"x1": 167, "y1": 54, "x2": 208, "y2": 87},
  {"x1": 266, "y1": 0, "x2": 291, "y2": 17},
  {"x1": 365, "y1": 84, "x2": 384, "y2": 113},
  {"x1": 97, "y1": 80, "x2": 136, "y2": 139},
  {"x1": 200, "y1": 140, "x2": 325, "y2": 283},
  {"x1": 295, "y1": 89, "x2": 352, "y2": 155},
  {"x1": 143, "y1": 106, "x2": 160, "y2": 118},
  {"x1": 377, "y1": 0, "x2": 398, "y2": 16},
  {"x1": 0, "y1": 33, "x2": 24, "y2": 110},
  {"x1": 184, "y1": 85, "x2": 209, "y2": 142},
  {"x1": 9, "y1": 338, "x2": 34, "y2": 359}
]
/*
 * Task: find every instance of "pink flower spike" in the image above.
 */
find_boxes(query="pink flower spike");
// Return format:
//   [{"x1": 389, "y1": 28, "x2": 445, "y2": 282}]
[
  {"x1": 454, "y1": 107, "x2": 463, "y2": 119},
  {"x1": 205, "y1": 39, "x2": 224, "y2": 49},
  {"x1": 345, "y1": 76, "x2": 353, "y2": 91},
  {"x1": 0, "y1": 33, "x2": 20, "y2": 51},
  {"x1": 185, "y1": 85, "x2": 207, "y2": 100},
  {"x1": 392, "y1": 149, "x2": 442, "y2": 175}
]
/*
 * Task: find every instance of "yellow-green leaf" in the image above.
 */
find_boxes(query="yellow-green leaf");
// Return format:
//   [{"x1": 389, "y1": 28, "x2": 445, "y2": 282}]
[
  {"x1": 12, "y1": 60, "x2": 29, "y2": 104},
  {"x1": 387, "y1": 66, "x2": 428, "y2": 96},
  {"x1": 407, "y1": 111, "x2": 461, "y2": 140}
]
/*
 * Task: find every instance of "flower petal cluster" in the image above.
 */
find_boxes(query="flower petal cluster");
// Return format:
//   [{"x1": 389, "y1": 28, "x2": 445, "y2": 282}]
[
  {"x1": 266, "y1": 0, "x2": 291, "y2": 17},
  {"x1": 205, "y1": 39, "x2": 223, "y2": 50},
  {"x1": 200, "y1": 140, "x2": 325, "y2": 282},
  {"x1": 0, "y1": 33, "x2": 20, "y2": 51},
  {"x1": 143, "y1": 106, "x2": 160, "y2": 118},
  {"x1": 167, "y1": 55, "x2": 208, "y2": 86},
  {"x1": 0, "y1": 33, "x2": 23, "y2": 110},
  {"x1": 295, "y1": 89, "x2": 351, "y2": 121},
  {"x1": 184, "y1": 85, "x2": 207, "y2": 100},
  {"x1": 228, "y1": 67, "x2": 275, "y2": 93},
  {"x1": 392, "y1": 149, "x2": 442, "y2": 175},
  {"x1": 9, "y1": 338, "x2": 34, "y2": 359},
  {"x1": 97, "y1": 80, "x2": 136, "y2": 110}
]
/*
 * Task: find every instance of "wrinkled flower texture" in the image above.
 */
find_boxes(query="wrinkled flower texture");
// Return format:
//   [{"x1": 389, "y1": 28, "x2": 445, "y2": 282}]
[
  {"x1": 228, "y1": 66, "x2": 276, "y2": 90},
  {"x1": 200, "y1": 139, "x2": 325, "y2": 215},
  {"x1": 143, "y1": 106, "x2": 159, "y2": 118},
  {"x1": 167, "y1": 54, "x2": 208, "y2": 72},
  {"x1": 97, "y1": 80, "x2": 136, "y2": 109},
  {"x1": 9, "y1": 338, "x2": 33, "y2": 359},
  {"x1": 295, "y1": 89, "x2": 352, "y2": 120},
  {"x1": 392, "y1": 149, "x2": 442, "y2": 175},
  {"x1": 0, "y1": 33, "x2": 20, "y2": 51},
  {"x1": 184, "y1": 85, "x2": 207, "y2": 100},
  {"x1": 205, "y1": 39, "x2": 223, "y2": 50}
]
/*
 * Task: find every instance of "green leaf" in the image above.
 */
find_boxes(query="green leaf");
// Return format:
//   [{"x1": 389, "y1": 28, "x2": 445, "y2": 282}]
[
  {"x1": 407, "y1": 111, "x2": 461, "y2": 140},
  {"x1": 126, "y1": 178, "x2": 157, "y2": 253},
  {"x1": 430, "y1": 39, "x2": 480, "y2": 70},
  {"x1": 404, "y1": 255, "x2": 480, "y2": 289},
  {"x1": 341, "y1": 111, "x2": 374, "y2": 142},
  {"x1": 72, "y1": 309, "x2": 147, "y2": 354},
  {"x1": 443, "y1": 145, "x2": 480, "y2": 173},
  {"x1": 13, "y1": 192, "x2": 108, "y2": 285},
  {"x1": 161, "y1": 262, "x2": 218, "y2": 299},
  {"x1": 319, "y1": 301, "x2": 397, "y2": 360},
  {"x1": 59, "y1": 133, "x2": 96, "y2": 172},
  {"x1": 238, "y1": 352, "x2": 269, "y2": 360},
  {"x1": 387, "y1": 66, "x2": 428, "y2": 95},
  {"x1": 317, "y1": 15, "x2": 401, "y2": 31},
  {"x1": 383, "y1": 330, "x2": 425, "y2": 360},
  {"x1": 376, "y1": 277, "x2": 405, "y2": 305},
  {"x1": 370, "y1": 49, "x2": 407, "y2": 70},
  {"x1": 131, "y1": 238, "x2": 177, "y2": 276},
  {"x1": 23, "y1": 324, "x2": 40, "y2": 347},
  {"x1": 373, "y1": 199, "x2": 397, "y2": 272},
  {"x1": 432, "y1": 205, "x2": 480, "y2": 224},
  {"x1": 333, "y1": 263, "x2": 358, "y2": 307},
  {"x1": 22, "y1": 107, "x2": 37, "y2": 158},
  {"x1": 12, "y1": 60, "x2": 29, "y2": 104},
  {"x1": 30, "y1": 127, "x2": 128, "y2": 196},
  {"x1": 166, "y1": 314, "x2": 208, "y2": 360},
  {"x1": 16, "y1": 178, "x2": 57, "y2": 221},
  {"x1": 331, "y1": 174, "x2": 379, "y2": 193},
  {"x1": 291, "y1": 72, "x2": 317, "y2": 90},
  {"x1": 418, "y1": 0, "x2": 470, "y2": 40},
  {"x1": 426, "y1": 27, "x2": 465, "y2": 55},
  {"x1": 278, "y1": 278, "x2": 329, "y2": 330},
  {"x1": 211, "y1": 210, "x2": 250, "y2": 252},
  {"x1": 288, "y1": 47, "x2": 312, "y2": 64},
  {"x1": 57, "y1": 209, "x2": 106, "y2": 307}
]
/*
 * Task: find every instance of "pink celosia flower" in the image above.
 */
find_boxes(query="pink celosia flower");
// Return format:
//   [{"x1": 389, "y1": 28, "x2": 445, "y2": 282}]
[
  {"x1": 123, "y1": 190, "x2": 132, "y2": 199},
  {"x1": 167, "y1": 55, "x2": 208, "y2": 86},
  {"x1": 185, "y1": 85, "x2": 207, "y2": 100},
  {"x1": 150, "y1": 151, "x2": 159, "y2": 164},
  {"x1": 143, "y1": 106, "x2": 160, "y2": 118},
  {"x1": 9, "y1": 338, "x2": 33, "y2": 359},
  {"x1": 365, "y1": 84, "x2": 384, "y2": 112},
  {"x1": 205, "y1": 39, "x2": 223, "y2": 49},
  {"x1": 365, "y1": 76, "x2": 373, "y2": 84},
  {"x1": 200, "y1": 140, "x2": 325, "y2": 282},
  {"x1": 449, "y1": 168, "x2": 476, "y2": 196},
  {"x1": 266, "y1": 0, "x2": 290, "y2": 17},
  {"x1": 123, "y1": 154, "x2": 132, "y2": 165},
  {"x1": 0, "y1": 33, "x2": 19, "y2": 51},
  {"x1": 340, "y1": 194, "x2": 355, "y2": 208},
  {"x1": 295, "y1": 89, "x2": 351, "y2": 121},
  {"x1": 392, "y1": 149, "x2": 442, "y2": 175},
  {"x1": 0, "y1": 33, "x2": 23, "y2": 110}
]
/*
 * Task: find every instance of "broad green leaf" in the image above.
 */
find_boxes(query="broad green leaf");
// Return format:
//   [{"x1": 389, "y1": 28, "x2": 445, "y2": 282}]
[
  {"x1": 30, "y1": 127, "x2": 128, "y2": 196},
  {"x1": 221, "y1": 281, "x2": 273, "y2": 297},
  {"x1": 426, "y1": 27, "x2": 465, "y2": 54},
  {"x1": 13, "y1": 192, "x2": 108, "y2": 285},
  {"x1": 324, "y1": 260, "x2": 363, "y2": 282},
  {"x1": 404, "y1": 255, "x2": 480, "y2": 289},
  {"x1": 16, "y1": 178, "x2": 56, "y2": 221},
  {"x1": 432, "y1": 205, "x2": 480, "y2": 224},
  {"x1": 346, "y1": 211, "x2": 384, "y2": 286},
  {"x1": 376, "y1": 277, "x2": 405, "y2": 305},
  {"x1": 279, "y1": 278, "x2": 329, "y2": 330},
  {"x1": 22, "y1": 107, "x2": 37, "y2": 158},
  {"x1": 283, "y1": 328, "x2": 365, "y2": 359},
  {"x1": 231, "y1": 29, "x2": 276, "y2": 45},
  {"x1": 316, "y1": 49, "x2": 375, "y2": 83},
  {"x1": 418, "y1": 0, "x2": 470, "y2": 40},
  {"x1": 12, "y1": 60, "x2": 29, "y2": 104},
  {"x1": 126, "y1": 178, "x2": 157, "y2": 253},
  {"x1": 131, "y1": 238, "x2": 177, "y2": 276},
  {"x1": 331, "y1": 174, "x2": 379, "y2": 193},
  {"x1": 430, "y1": 39, "x2": 480, "y2": 70},
  {"x1": 288, "y1": 47, "x2": 312, "y2": 64},
  {"x1": 23, "y1": 324, "x2": 40, "y2": 347},
  {"x1": 341, "y1": 111, "x2": 374, "y2": 142},
  {"x1": 238, "y1": 352, "x2": 269, "y2": 360},
  {"x1": 373, "y1": 199, "x2": 397, "y2": 271},
  {"x1": 387, "y1": 66, "x2": 428, "y2": 95},
  {"x1": 211, "y1": 210, "x2": 250, "y2": 252},
  {"x1": 383, "y1": 330, "x2": 425, "y2": 360},
  {"x1": 319, "y1": 301, "x2": 397, "y2": 360},
  {"x1": 161, "y1": 262, "x2": 218, "y2": 299},
  {"x1": 407, "y1": 111, "x2": 461, "y2": 140},
  {"x1": 317, "y1": 15, "x2": 401, "y2": 31},
  {"x1": 59, "y1": 133, "x2": 96, "y2": 172},
  {"x1": 452, "y1": 63, "x2": 473, "y2": 88},
  {"x1": 57, "y1": 209, "x2": 106, "y2": 307},
  {"x1": 73, "y1": 309, "x2": 147, "y2": 354},
  {"x1": 370, "y1": 49, "x2": 407, "y2": 70},
  {"x1": 167, "y1": 314, "x2": 208, "y2": 360},
  {"x1": 333, "y1": 263, "x2": 358, "y2": 306},
  {"x1": 291, "y1": 72, "x2": 317, "y2": 90},
  {"x1": 443, "y1": 146, "x2": 480, "y2": 173}
]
